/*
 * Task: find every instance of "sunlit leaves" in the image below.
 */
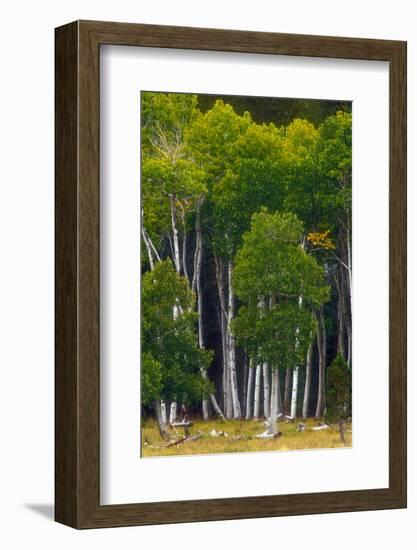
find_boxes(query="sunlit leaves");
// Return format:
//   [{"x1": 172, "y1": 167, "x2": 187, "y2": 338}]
[{"x1": 307, "y1": 230, "x2": 336, "y2": 250}]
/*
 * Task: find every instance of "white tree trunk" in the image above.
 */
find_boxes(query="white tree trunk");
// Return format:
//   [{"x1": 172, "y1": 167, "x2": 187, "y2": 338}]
[
  {"x1": 215, "y1": 254, "x2": 232, "y2": 417},
  {"x1": 169, "y1": 401, "x2": 177, "y2": 424},
  {"x1": 142, "y1": 226, "x2": 155, "y2": 270},
  {"x1": 277, "y1": 370, "x2": 283, "y2": 414},
  {"x1": 302, "y1": 338, "x2": 314, "y2": 418},
  {"x1": 315, "y1": 308, "x2": 326, "y2": 418},
  {"x1": 254, "y1": 364, "x2": 261, "y2": 419},
  {"x1": 155, "y1": 400, "x2": 171, "y2": 441},
  {"x1": 290, "y1": 295, "x2": 303, "y2": 418},
  {"x1": 290, "y1": 366, "x2": 299, "y2": 419},
  {"x1": 169, "y1": 195, "x2": 181, "y2": 273},
  {"x1": 269, "y1": 369, "x2": 280, "y2": 434},
  {"x1": 227, "y1": 261, "x2": 242, "y2": 419},
  {"x1": 262, "y1": 362, "x2": 270, "y2": 418},
  {"x1": 182, "y1": 219, "x2": 189, "y2": 283},
  {"x1": 245, "y1": 360, "x2": 255, "y2": 420},
  {"x1": 160, "y1": 400, "x2": 167, "y2": 425},
  {"x1": 141, "y1": 218, "x2": 160, "y2": 270}
]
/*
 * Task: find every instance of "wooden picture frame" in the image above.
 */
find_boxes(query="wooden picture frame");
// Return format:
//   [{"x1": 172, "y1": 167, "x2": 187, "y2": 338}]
[{"x1": 55, "y1": 20, "x2": 407, "y2": 528}]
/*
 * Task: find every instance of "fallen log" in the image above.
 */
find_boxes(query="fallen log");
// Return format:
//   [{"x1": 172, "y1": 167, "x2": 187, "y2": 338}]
[
  {"x1": 255, "y1": 430, "x2": 282, "y2": 439},
  {"x1": 311, "y1": 423, "x2": 330, "y2": 431}
]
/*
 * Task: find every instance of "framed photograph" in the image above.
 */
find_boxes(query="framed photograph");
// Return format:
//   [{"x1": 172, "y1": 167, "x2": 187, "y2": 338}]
[{"x1": 55, "y1": 20, "x2": 406, "y2": 528}]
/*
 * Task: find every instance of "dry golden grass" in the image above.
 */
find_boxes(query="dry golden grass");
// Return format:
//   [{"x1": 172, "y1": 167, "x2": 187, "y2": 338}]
[{"x1": 141, "y1": 418, "x2": 352, "y2": 457}]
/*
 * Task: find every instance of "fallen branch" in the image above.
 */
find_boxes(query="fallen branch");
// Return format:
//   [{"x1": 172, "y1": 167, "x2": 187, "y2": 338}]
[
  {"x1": 165, "y1": 431, "x2": 203, "y2": 448},
  {"x1": 255, "y1": 430, "x2": 282, "y2": 439},
  {"x1": 165, "y1": 436, "x2": 187, "y2": 448},
  {"x1": 311, "y1": 423, "x2": 330, "y2": 431}
]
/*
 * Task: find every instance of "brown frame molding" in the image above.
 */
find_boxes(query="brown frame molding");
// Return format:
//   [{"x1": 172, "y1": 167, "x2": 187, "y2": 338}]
[{"x1": 55, "y1": 20, "x2": 407, "y2": 529}]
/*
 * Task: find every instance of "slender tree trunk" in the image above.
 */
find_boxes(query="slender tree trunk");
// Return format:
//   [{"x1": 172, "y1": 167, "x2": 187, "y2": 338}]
[
  {"x1": 343, "y1": 269, "x2": 352, "y2": 369},
  {"x1": 254, "y1": 364, "x2": 261, "y2": 419},
  {"x1": 181, "y1": 216, "x2": 189, "y2": 283},
  {"x1": 209, "y1": 394, "x2": 225, "y2": 420},
  {"x1": 227, "y1": 261, "x2": 242, "y2": 419},
  {"x1": 302, "y1": 337, "x2": 314, "y2": 418},
  {"x1": 335, "y1": 269, "x2": 345, "y2": 358},
  {"x1": 169, "y1": 195, "x2": 181, "y2": 273},
  {"x1": 141, "y1": 218, "x2": 161, "y2": 270},
  {"x1": 192, "y1": 202, "x2": 203, "y2": 292},
  {"x1": 169, "y1": 401, "x2": 177, "y2": 424},
  {"x1": 160, "y1": 400, "x2": 167, "y2": 426},
  {"x1": 315, "y1": 308, "x2": 327, "y2": 418},
  {"x1": 290, "y1": 366, "x2": 299, "y2": 418},
  {"x1": 269, "y1": 369, "x2": 280, "y2": 434},
  {"x1": 245, "y1": 359, "x2": 255, "y2": 420},
  {"x1": 142, "y1": 226, "x2": 155, "y2": 270},
  {"x1": 284, "y1": 368, "x2": 292, "y2": 415},
  {"x1": 154, "y1": 400, "x2": 171, "y2": 441},
  {"x1": 263, "y1": 363, "x2": 270, "y2": 418},
  {"x1": 277, "y1": 370, "x2": 283, "y2": 414},
  {"x1": 242, "y1": 353, "x2": 248, "y2": 418},
  {"x1": 195, "y1": 232, "x2": 209, "y2": 420},
  {"x1": 346, "y1": 217, "x2": 352, "y2": 313},
  {"x1": 215, "y1": 254, "x2": 231, "y2": 417},
  {"x1": 290, "y1": 295, "x2": 303, "y2": 419}
]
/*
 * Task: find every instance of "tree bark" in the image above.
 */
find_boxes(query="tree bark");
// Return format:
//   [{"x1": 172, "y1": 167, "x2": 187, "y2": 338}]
[
  {"x1": 254, "y1": 363, "x2": 261, "y2": 419},
  {"x1": 169, "y1": 195, "x2": 181, "y2": 273},
  {"x1": 284, "y1": 367, "x2": 292, "y2": 415},
  {"x1": 290, "y1": 295, "x2": 303, "y2": 419},
  {"x1": 214, "y1": 254, "x2": 232, "y2": 417},
  {"x1": 142, "y1": 226, "x2": 155, "y2": 270},
  {"x1": 155, "y1": 400, "x2": 170, "y2": 441},
  {"x1": 245, "y1": 359, "x2": 255, "y2": 420},
  {"x1": 302, "y1": 337, "x2": 314, "y2": 418},
  {"x1": 160, "y1": 400, "x2": 167, "y2": 424},
  {"x1": 290, "y1": 365, "x2": 299, "y2": 419},
  {"x1": 277, "y1": 370, "x2": 283, "y2": 414},
  {"x1": 263, "y1": 362, "x2": 270, "y2": 418},
  {"x1": 269, "y1": 368, "x2": 280, "y2": 434},
  {"x1": 195, "y1": 231, "x2": 209, "y2": 420},
  {"x1": 181, "y1": 214, "x2": 189, "y2": 283},
  {"x1": 315, "y1": 308, "x2": 327, "y2": 418},
  {"x1": 169, "y1": 401, "x2": 177, "y2": 424},
  {"x1": 227, "y1": 261, "x2": 242, "y2": 419},
  {"x1": 335, "y1": 268, "x2": 345, "y2": 358}
]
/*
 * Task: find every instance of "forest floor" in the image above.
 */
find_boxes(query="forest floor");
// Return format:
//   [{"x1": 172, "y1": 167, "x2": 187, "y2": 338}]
[{"x1": 141, "y1": 418, "x2": 352, "y2": 457}]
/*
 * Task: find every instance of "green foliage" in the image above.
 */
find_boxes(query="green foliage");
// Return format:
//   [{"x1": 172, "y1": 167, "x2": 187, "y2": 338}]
[
  {"x1": 233, "y1": 302, "x2": 316, "y2": 368},
  {"x1": 141, "y1": 91, "x2": 199, "y2": 155},
  {"x1": 317, "y1": 111, "x2": 352, "y2": 181},
  {"x1": 233, "y1": 210, "x2": 329, "y2": 306},
  {"x1": 325, "y1": 353, "x2": 351, "y2": 422},
  {"x1": 141, "y1": 261, "x2": 213, "y2": 405},
  {"x1": 211, "y1": 122, "x2": 286, "y2": 256},
  {"x1": 186, "y1": 99, "x2": 252, "y2": 183},
  {"x1": 233, "y1": 211, "x2": 329, "y2": 369},
  {"x1": 141, "y1": 352, "x2": 163, "y2": 406},
  {"x1": 140, "y1": 92, "x2": 352, "y2": 421}
]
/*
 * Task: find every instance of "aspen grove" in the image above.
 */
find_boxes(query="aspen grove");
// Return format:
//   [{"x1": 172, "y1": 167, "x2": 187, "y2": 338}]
[{"x1": 141, "y1": 92, "x2": 352, "y2": 453}]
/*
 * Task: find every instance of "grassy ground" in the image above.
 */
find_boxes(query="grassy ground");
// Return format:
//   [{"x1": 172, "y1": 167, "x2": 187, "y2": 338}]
[{"x1": 141, "y1": 418, "x2": 352, "y2": 457}]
